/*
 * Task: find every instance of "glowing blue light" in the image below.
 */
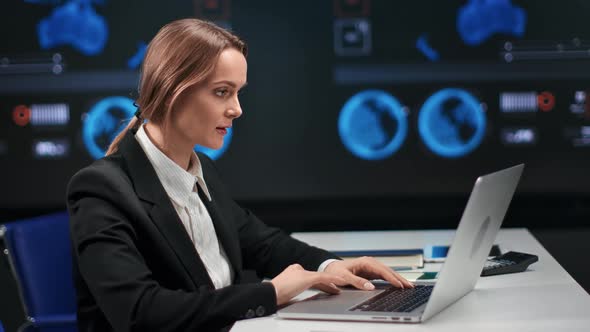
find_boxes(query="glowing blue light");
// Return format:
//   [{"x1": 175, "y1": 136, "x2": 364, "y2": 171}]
[
  {"x1": 127, "y1": 41, "x2": 147, "y2": 69},
  {"x1": 83, "y1": 96, "x2": 136, "y2": 159},
  {"x1": 416, "y1": 34, "x2": 440, "y2": 61},
  {"x1": 457, "y1": 0, "x2": 526, "y2": 46},
  {"x1": 418, "y1": 88, "x2": 486, "y2": 158},
  {"x1": 338, "y1": 90, "x2": 408, "y2": 160},
  {"x1": 37, "y1": 0, "x2": 108, "y2": 56}
]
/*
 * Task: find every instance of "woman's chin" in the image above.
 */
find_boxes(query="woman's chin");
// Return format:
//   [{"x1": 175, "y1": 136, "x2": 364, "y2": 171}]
[{"x1": 200, "y1": 141, "x2": 223, "y2": 150}]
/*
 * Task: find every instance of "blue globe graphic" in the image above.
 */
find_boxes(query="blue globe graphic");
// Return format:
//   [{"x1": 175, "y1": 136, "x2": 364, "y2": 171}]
[
  {"x1": 194, "y1": 127, "x2": 233, "y2": 160},
  {"x1": 338, "y1": 90, "x2": 408, "y2": 160},
  {"x1": 418, "y1": 88, "x2": 486, "y2": 158},
  {"x1": 83, "y1": 96, "x2": 136, "y2": 159}
]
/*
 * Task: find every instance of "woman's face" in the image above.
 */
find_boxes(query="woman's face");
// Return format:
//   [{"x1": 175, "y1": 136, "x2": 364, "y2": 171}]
[{"x1": 172, "y1": 48, "x2": 247, "y2": 150}]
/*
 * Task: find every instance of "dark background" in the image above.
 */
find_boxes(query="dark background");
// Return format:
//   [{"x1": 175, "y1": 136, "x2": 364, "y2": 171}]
[{"x1": 1, "y1": 0, "x2": 590, "y2": 331}]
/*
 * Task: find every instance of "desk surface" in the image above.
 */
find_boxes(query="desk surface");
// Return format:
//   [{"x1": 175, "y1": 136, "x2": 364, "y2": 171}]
[{"x1": 231, "y1": 228, "x2": 590, "y2": 332}]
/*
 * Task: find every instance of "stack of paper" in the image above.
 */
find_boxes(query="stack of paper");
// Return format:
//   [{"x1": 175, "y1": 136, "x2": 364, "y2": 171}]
[{"x1": 331, "y1": 249, "x2": 424, "y2": 270}]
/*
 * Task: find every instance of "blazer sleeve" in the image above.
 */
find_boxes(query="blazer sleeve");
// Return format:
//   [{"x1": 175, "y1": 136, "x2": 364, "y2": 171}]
[
  {"x1": 67, "y1": 163, "x2": 277, "y2": 332},
  {"x1": 235, "y1": 204, "x2": 340, "y2": 278},
  {"x1": 198, "y1": 154, "x2": 340, "y2": 278}
]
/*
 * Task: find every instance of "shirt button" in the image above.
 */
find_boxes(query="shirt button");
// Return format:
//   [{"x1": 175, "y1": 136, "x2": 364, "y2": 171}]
[
  {"x1": 255, "y1": 305, "x2": 265, "y2": 317},
  {"x1": 245, "y1": 309, "x2": 255, "y2": 319}
]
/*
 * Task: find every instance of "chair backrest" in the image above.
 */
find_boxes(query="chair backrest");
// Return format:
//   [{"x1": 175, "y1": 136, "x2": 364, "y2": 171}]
[{"x1": 0, "y1": 211, "x2": 77, "y2": 321}]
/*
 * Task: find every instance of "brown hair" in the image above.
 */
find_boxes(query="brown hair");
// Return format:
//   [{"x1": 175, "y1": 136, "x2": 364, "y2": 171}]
[{"x1": 105, "y1": 18, "x2": 247, "y2": 155}]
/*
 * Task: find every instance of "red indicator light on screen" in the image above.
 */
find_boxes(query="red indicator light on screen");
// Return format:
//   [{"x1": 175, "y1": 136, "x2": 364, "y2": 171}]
[
  {"x1": 537, "y1": 91, "x2": 555, "y2": 112},
  {"x1": 13, "y1": 105, "x2": 31, "y2": 126}
]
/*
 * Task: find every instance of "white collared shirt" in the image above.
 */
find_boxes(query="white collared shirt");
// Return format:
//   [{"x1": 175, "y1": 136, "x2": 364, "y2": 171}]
[{"x1": 135, "y1": 124, "x2": 233, "y2": 289}]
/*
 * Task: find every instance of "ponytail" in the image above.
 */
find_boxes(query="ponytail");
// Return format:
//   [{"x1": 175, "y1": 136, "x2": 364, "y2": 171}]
[{"x1": 105, "y1": 113, "x2": 143, "y2": 156}]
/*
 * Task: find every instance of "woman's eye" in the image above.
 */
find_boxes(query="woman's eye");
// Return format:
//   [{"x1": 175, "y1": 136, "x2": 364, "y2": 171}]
[{"x1": 215, "y1": 89, "x2": 229, "y2": 97}]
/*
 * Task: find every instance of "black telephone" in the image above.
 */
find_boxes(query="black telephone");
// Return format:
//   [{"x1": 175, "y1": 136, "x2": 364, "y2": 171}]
[{"x1": 481, "y1": 251, "x2": 539, "y2": 277}]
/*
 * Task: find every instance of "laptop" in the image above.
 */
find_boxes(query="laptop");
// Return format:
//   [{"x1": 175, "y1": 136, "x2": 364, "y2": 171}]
[{"x1": 278, "y1": 164, "x2": 524, "y2": 323}]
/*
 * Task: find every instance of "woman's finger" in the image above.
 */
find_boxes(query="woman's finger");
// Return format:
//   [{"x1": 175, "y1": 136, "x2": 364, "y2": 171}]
[
  {"x1": 339, "y1": 270, "x2": 376, "y2": 290},
  {"x1": 360, "y1": 258, "x2": 413, "y2": 289},
  {"x1": 389, "y1": 268, "x2": 415, "y2": 288}
]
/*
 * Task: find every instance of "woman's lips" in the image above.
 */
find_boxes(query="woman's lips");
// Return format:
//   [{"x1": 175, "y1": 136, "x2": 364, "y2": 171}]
[{"x1": 216, "y1": 127, "x2": 227, "y2": 135}]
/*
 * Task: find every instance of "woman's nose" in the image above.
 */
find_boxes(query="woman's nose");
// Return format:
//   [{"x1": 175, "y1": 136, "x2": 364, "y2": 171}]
[{"x1": 228, "y1": 99, "x2": 243, "y2": 118}]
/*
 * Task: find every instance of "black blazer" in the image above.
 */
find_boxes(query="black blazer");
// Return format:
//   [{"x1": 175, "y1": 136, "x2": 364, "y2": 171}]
[{"x1": 66, "y1": 128, "x2": 337, "y2": 332}]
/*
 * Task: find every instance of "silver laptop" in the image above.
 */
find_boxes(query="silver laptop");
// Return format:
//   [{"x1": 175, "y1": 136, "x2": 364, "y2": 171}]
[{"x1": 278, "y1": 164, "x2": 524, "y2": 323}]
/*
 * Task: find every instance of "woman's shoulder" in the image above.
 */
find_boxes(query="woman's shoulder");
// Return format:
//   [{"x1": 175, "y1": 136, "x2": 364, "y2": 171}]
[{"x1": 67, "y1": 153, "x2": 133, "y2": 199}]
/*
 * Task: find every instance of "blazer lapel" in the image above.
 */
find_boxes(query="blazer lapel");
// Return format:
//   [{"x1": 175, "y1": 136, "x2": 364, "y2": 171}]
[
  {"x1": 147, "y1": 203, "x2": 215, "y2": 288},
  {"x1": 118, "y1": 129, "x2": 214, "y2": 288},
  {"x1": 197, "y1": 184, "x2": 242, "y2": 275}
]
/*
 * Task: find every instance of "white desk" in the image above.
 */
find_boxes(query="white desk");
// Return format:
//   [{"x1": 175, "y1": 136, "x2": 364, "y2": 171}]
[{"x1": 231, "y1": 228, "x2": 590, "y2": 332}]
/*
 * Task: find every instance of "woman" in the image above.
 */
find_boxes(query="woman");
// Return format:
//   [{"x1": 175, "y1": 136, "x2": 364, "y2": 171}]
[{"x1": 66, "y1": 18, "x2": 412, "y2": 332}]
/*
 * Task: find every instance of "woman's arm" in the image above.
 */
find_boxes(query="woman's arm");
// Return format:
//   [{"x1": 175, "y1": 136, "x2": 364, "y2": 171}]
[
  {"x1": 232, "y1": 202, "x2": 337, "y2": 277},
  {"x1": 197, "y1": 154, "x2": 339, "y2": 278}
]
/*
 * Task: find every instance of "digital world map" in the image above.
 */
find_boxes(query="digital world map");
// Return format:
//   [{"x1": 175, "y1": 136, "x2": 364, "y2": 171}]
[{"x1": 339, "y1": 88, "x2": 486, "y2": 160}]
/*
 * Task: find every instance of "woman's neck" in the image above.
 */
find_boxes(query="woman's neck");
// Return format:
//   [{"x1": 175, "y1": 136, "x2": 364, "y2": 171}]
[{"x1": 144, "y1": 122, "x2": 192, "y2": 170}]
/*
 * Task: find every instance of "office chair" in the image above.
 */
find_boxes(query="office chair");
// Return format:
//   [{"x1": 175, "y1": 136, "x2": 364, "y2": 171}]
[{"x1": 0, "y1": 211, "x2": 77, "y2": 332}]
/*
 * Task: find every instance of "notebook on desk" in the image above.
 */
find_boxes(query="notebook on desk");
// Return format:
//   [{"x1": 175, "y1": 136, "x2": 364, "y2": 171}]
[
  {"x1": 332, "y1": 249, "x2": 424, "y2": 270},
  {"x1": 278, "y1": 164, "x2": 524, "y2": 324}
]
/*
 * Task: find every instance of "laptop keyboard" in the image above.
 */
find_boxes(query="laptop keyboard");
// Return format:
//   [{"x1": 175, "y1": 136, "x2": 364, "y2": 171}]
[{"x1": 350, "y1": 285, "x2": 434, "y2": 313}]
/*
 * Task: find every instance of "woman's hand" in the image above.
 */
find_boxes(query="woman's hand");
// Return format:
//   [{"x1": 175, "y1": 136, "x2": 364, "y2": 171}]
[
  {"x1": 270, "y1": 264, "x2": 347, "y2": 306},
  {"x1": 324, "y1": 257, "x2": 414, "y2": 290}
]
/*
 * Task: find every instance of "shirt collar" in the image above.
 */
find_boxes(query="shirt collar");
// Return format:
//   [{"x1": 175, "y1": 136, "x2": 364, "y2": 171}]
[{"x1": 134, "y1": 124, "x2": 212, "y2": 207}]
